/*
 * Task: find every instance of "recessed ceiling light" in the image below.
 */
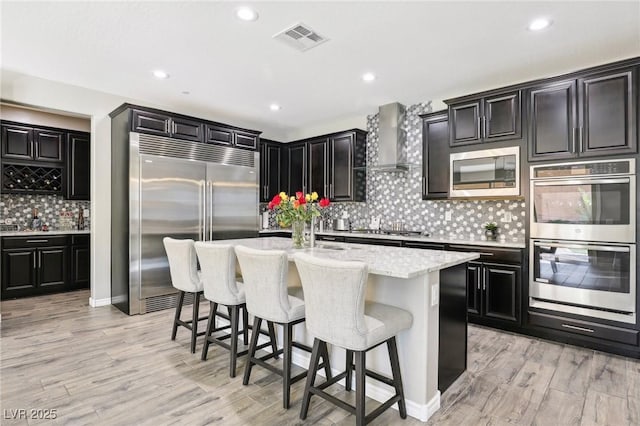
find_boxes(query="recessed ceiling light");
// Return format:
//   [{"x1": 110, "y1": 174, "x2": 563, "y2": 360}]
[
  {"x1": 181, "y1": 90, "x2": 190, "y2": 95},
  {"x1": 236, "y1": 7, "x2": 258, "y2": 21},
  {"x1": 270, "y1": 103, "x2": 281, "y2": 111},
  {"x1": 153, "y1": 70, "x2": 169, "y2": 79},
  {"x1": 528, "y1": 18, "x2": 552, "y2": 31},
  {"x1": 362, "y1": 72, "x2": 376, "y2": 82}
]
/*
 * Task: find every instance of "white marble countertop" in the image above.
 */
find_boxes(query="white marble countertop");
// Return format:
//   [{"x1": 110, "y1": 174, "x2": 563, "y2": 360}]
[
  {"x1": 1, "y1": 230, "x2": 90, "y2": 237},
  {"x1": 208, "y1": 236, "x2": 479, "y2": 279},
  {"x1": 258, "y1": 229, "x2": 526, "y2": 249}
]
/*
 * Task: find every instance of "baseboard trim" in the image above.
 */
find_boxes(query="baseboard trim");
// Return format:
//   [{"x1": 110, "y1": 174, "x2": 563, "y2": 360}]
[{"x1": 89, "y1": 297, "x2": 111, "y2": 307}]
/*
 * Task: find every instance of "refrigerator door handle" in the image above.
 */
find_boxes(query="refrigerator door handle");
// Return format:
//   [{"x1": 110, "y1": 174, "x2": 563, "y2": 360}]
[
  {"x1": 200, "y1": 180, "x2": 206, "y2": 241},
  {"x1": 208, "y1": 181, "x2": 214, "y2": 241}
]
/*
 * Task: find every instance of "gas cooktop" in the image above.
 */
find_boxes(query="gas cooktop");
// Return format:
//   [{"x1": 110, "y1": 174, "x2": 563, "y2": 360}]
[{"x1": 349, "y1": 229, "x2": 429, "y2": 237}]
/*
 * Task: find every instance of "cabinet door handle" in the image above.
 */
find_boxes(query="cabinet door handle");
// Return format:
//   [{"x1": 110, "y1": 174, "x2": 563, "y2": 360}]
[
  {"x1": 26, "y1": 239, "x2": 48, "y2": 243},
  {"x1": 562, "y1": 324, "x2": 594, "y2": 333},
  {"x1": 572, "y1": 128, "x2": 577, "y2": 152},
  {"x1": 263, "y1": 185, "x2": 267, "y2": 199},
  {"x1": 482, "y1": 274, "x2": 486, "y2": 291},
  {"x1": 38, "y1": 252, "x2": 41, "y2": 269},
  {"x1": 578, "y1": 127, "x2": 584, "y2": 152},
  {"x1": 482, "y1": 116, "x2": 487, "y2": 137},
  {"x1": 33, "y1": 253, "x2": 36, "y2": 269},
  {"x1": 477, "y1": 118, "x2": 481, "y2": 139}
]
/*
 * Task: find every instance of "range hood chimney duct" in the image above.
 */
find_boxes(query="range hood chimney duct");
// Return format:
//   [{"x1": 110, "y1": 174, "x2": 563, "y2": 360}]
[{"x1": 374, "y1": 102, "x2": 408, "y2": 172}]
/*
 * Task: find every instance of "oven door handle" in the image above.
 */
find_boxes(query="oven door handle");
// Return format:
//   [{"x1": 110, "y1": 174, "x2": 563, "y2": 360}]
[
  {"x1": 533, "y1": 178, "x2": 630, "y2": 187},
  {"x1": 534, "y1": 241, "x2": 630, "y2": 252}
]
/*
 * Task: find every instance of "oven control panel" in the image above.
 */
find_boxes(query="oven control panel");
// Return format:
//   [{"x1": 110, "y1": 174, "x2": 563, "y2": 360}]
[{"x1": 533, "y1": 159, "x2": 634, "y2": 179}]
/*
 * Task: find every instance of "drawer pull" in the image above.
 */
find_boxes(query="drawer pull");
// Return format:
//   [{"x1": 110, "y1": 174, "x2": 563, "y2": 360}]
[
  {"x1": 322, "y1": 237, "x2": 337, "y2": 241},
  {"x1": 479, "y1": 252, "x2": 494, "y2": 256},
  {"x1": 562, "y1": 324, "x2": 594, "y2": 333},
  {"x1": 26, "y1": 239, "x2": 49, "y2": 243}
]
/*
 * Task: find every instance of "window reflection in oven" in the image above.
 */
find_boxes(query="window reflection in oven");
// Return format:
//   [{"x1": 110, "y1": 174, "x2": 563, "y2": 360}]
[
  {"x1": 534, "y1": 244, "x2": 630, "y2": 294},
  {"x1": 532, "y1": 181, "x2": 630, "y2": 225}
]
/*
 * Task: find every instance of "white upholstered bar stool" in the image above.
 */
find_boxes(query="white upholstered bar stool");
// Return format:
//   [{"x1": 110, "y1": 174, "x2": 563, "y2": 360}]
[
  {"x1": 162, "y1": 237, "x2": 208, "y2": 354},
  {"x1": 195, "y1": 243, "x2": 278, "y2": 378},
  {"x1": 294, "y1": 253, "x2": 413, "y2": 426},
  {"x1": 234, "y1": 245, "x2": 331, "y2": 409}
]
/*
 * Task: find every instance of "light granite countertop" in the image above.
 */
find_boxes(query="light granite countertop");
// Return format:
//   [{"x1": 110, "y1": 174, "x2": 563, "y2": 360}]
[
  {"x1": 1, "y1": 230, "x2": 91, "y2": 237},
  {"x1": 258, "y1": 229, "x2": 526, "y2": 249},
  {"x1": 208, "y1": 236, "x2": 480, "y2": 279}
]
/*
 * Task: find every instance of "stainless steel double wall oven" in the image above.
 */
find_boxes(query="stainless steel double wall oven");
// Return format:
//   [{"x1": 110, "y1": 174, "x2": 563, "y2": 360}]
[{"x1": 529, "y1": 158, "x2": 636, "y2": 324}]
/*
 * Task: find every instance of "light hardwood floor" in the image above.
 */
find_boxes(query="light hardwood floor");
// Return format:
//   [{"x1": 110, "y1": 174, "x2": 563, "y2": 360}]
[{"x1": 1, "y1": 290, "x2": 639, "y2": 425}]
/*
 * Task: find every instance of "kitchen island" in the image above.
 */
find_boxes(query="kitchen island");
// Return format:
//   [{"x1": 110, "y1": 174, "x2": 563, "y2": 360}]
[{"x1": 207, "y1": 237, "x2": 479, "y2": 422}]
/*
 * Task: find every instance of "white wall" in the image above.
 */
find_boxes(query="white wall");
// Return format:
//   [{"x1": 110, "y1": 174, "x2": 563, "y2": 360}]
[
  {"x1": 283, "y1": 114, "x2": 367, "y2": 142},
  {"x1": 0, "y1": 103, "x2": 91, "y2": 131},
  {"x1": 0, "y1": 70, "x2": 287, "y2": 306}
]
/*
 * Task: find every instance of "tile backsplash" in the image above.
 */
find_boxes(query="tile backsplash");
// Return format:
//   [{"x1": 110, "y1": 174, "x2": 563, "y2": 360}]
[
  {"x1": 0, "y1": 194, "x2": 91, "y2": 230},
  {"x1": 262, "y1": 100, "x2": 526, "y2": 243}
]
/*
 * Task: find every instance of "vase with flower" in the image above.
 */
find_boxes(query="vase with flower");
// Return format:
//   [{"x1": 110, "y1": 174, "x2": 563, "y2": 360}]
[{"x1": 268, "y1": 191, "x2": 331, "y2": 248}]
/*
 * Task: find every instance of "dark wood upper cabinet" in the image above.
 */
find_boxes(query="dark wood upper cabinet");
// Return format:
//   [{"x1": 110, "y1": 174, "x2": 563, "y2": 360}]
[
  {"x1": 528, "y1": 80, "x2": 577, "y2": 161},
  {"x1": 528, "y1": 66, "x2": 636, "y2": 161},
  {"x1": 122, "y1": 105, "x2": 260, "y2": 150},
  {"x1": 171, "y1": 117, "x2": 203, "y2": 142},
  {"x1": 235, "y1": 131, "x2": 259, "y2": 150},
  {"x1": 308, "y1": 138, "x2": 329, "y2": 198},
  {"x1": 1, "y1": 124, "x2": 64, "y2": 163},
  {"x1": 132, "y1": 109, "x2": 170, "y2": 136},
  {"x1": 484, "y1": 92, "x2": 521, "y2": 141},
  {"x1": 287, "y1": 143, "x2": 307, "y2": 194},
  {"x1": 330, "y1": 133, "x2": 354, "y2": 201},
  {"x1": 450, "y1": 101, "x2": 481, "y2": 145},
  {"x1": 66, "y1": 132, "x2": 90, "y2": 200},
  {"x1": 421, "y1": 111, "x2": 449, "y2": 200},
  {"x1": 33, "y1": 129, "x2": 64, "y2": 162},
  {"x1": 449, "y1": 91, "x2": 521, "y2": 146},
  {"x1": 278, "y1": 129, "x2": 366, "y2": 201},
  {"x1": 205, "y1": 124, "x2": 233, "y2": 145},
  {"x1": 578, "y1": 68, "x2": 637, "y2": 156},
  {"x1": 259, "y1": 140, "x2": 282, "y2": 202},
  {"x1": 1, "y1": 124, "x2": 33, "y2": 160}
]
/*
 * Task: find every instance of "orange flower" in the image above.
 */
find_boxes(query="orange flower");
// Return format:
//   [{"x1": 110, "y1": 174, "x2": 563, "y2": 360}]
[{"x1": 293, "y1": 200, "x2": 300, "y2": 209}]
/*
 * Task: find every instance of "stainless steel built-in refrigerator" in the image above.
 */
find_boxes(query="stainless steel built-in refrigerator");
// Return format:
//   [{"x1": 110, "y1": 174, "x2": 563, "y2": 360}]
[{"x1": 111, "y1": 132, "x2": 259, "y2": 314}]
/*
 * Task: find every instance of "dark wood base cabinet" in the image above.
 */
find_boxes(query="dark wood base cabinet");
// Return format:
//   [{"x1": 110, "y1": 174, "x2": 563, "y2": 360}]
[{"x1": 1, "y1": 235, "x2": 89, "y2": 299}]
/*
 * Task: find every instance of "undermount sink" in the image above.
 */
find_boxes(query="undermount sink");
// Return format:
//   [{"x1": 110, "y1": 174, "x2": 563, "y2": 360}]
[{"x1": 315, "y1": 244, "x2": 346, "y2": 251}]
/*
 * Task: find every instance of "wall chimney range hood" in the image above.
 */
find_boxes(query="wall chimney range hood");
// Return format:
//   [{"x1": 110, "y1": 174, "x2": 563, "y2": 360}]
[{"x1": 372, "y1": 102, "x2": 410, "y2": 172}]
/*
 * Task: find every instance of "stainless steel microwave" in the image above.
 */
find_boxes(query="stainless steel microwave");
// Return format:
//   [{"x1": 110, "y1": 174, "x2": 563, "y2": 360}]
[{"x1": 450, "y1": 146, "x2": 520, "y2": 197}]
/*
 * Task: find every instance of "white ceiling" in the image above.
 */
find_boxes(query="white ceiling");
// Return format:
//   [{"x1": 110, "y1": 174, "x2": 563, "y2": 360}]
[{"x1": 2, "y1": 1, "x2": 639, "y2": 140}]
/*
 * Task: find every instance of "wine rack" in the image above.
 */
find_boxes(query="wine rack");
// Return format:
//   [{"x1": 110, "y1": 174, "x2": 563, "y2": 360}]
[{"x1": 2, "y1": 163, "x2": 63, "y2": 193}]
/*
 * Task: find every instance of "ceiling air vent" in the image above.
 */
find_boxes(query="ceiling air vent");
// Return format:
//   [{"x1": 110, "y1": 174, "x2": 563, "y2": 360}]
[{"x1": 273, "y1": 22, "x2": 328, "y2": 52}]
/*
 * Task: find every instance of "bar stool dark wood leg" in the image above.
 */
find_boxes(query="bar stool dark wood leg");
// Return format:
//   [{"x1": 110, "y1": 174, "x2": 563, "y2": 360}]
[
  {"x1": 230, "y1": 305, "x2": 240, "y2": 377},
  {"x1": 300, "y1": 338, "x2": 322, "y2": 420},
  {"x1": 191, "y1": 292, "x2": 200, "y2": 353},
  {"x1": 345, "y1": 349, "x2": 354, "y2": 391},
  {"x1": 201, "y1": 301, "x2": 218, "y2": 361},
  {"x1": 243, "y1": 316, "x2": 262, "y2": 385},
  {"x1": 242, "y1": 306, "x2": 249, "y2": 345},
  {"x1": 172, "y1": 290, "x2": 185, "y2": 340},
  {"x1": 283, "y1": 322, "x2": 293, "y2": 409},
  {"x1": 388, "y1": 337, "x2": 407, "y2": 418},
  {"x1": 355, "y1": 350, "x2": 366, "y2": 426},
  {"x1": 267, "y1": 321, "x2": 279, "y2": 359}
]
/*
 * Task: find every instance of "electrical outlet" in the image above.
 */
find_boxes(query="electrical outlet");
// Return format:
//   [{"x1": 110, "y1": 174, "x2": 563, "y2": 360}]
[
  {"x1": 502, "y1": 211, "x2": 512, "y2": 223},
  {"x1": 445, "y1": 210, "x2": 452, "y2": 221},
  {"x1": 431, "y1": 284, "x2": 439, "y2": 307},
  {"x1": 83, "y1": 209, "x2": 90, "y2": 218}
]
